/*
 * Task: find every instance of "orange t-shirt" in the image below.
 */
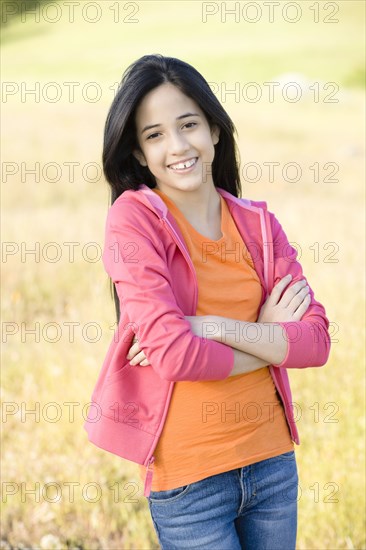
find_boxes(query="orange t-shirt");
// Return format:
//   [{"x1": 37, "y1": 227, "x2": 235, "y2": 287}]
[{"x1": 139, "y1": 189, "x2": 293, "y2": 490}]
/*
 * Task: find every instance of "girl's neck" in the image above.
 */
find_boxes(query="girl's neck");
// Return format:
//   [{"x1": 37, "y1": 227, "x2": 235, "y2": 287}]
[{"x1": 155, "y1": 183, "x2": 221, "y2": 225}]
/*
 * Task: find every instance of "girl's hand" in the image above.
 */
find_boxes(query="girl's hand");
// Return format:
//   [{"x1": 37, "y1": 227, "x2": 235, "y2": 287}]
[
  {"x1": 126, "y1": 335, "x2": 150, "y2": 366},
  {"x1": 257, "y1": 275, "x2": 311, "y2": 323},
  {"x1": 127, "y1": 315, "x2": 207, "y2": 366}
]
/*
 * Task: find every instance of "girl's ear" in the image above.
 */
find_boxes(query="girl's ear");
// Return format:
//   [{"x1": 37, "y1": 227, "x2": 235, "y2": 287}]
[
  {"x1": 133, "y1": 149, "x2": 148, "y2": 167},
  {"x1": 211, "y1": 124, "x2": 220, "y2": 145}
]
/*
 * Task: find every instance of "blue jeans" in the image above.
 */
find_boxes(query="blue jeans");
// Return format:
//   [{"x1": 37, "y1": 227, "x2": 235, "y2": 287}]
[{"x1": 147, "y1": 450, "x2": 298, "y2": 550}]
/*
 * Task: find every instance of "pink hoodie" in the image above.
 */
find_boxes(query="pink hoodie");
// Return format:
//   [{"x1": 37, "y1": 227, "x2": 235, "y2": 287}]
[{"x1": 84, "y1": 183, "x2": 331, "y2": 497}]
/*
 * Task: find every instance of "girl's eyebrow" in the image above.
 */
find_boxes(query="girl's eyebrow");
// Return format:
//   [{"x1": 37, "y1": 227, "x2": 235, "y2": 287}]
[{"x1": 141, "y1": 112, "x2": 200, "y2": 135}]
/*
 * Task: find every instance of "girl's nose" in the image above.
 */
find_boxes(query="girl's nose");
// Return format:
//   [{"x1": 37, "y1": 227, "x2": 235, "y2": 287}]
[{"x1": 167, "y1": 131, "x2": 190, "y2": 154}]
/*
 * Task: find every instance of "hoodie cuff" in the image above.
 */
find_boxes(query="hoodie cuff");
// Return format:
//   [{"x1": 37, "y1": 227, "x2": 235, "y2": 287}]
[
  {"x1": 272, "y1": 321, "x2": 314, "y2": 369},
  {"x1": 202, "y1": 340, "x2": 235, "y2": 380}
]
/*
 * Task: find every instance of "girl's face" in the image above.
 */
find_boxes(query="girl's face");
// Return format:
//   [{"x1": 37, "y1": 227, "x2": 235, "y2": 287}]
[{"x1": 133, "y1": 82, "x2": 220, "y2": 198}]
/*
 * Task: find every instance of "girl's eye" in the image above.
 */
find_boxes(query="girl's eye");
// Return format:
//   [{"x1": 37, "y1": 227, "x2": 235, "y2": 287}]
[
  {"x1": 147, "y1": 132, "x2": 160, "y2": 140},
  {"x1": 146, "y1": 122, "x2": 196, "y2": 140}
]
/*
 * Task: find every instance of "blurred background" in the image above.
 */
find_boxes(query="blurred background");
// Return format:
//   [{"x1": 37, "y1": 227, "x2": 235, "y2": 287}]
[{"x1": 1, "y1": 0, "x2": 365, "y2": 548}]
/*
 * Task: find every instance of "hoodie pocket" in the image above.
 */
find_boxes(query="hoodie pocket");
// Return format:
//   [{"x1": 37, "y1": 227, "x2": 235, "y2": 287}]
[{"x1": 104, "y1": 361, "x2": 135, "y2": 385}]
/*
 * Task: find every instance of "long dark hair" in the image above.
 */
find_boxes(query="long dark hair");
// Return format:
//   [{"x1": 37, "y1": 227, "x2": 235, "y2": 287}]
[{"x1": 102, "y1": 54, "x2": 243, "y2": 323}]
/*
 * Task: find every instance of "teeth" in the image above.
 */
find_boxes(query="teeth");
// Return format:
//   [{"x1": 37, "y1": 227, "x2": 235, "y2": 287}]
[{"x1": 170, "y1": 158, "x2": 196, "y2": 170}]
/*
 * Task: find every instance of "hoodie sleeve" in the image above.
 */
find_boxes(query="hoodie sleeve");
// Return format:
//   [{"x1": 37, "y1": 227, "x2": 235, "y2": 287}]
[
  {"x1": 267, "y1": 209, "x2": 331, "y2": 369},
  {"x1": 102, "y1": 200, "x2": 235, "y2": 382}
]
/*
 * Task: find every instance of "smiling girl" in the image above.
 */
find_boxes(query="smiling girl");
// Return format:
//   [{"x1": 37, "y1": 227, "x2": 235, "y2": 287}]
[{"x1": 84, "y1": 54, "x2": 331, "y2": 549}]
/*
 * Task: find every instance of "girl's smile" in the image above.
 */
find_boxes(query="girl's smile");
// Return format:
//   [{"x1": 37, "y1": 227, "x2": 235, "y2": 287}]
[{"x1": 168, "y1": 156, "x2": 198, "y2": 171}]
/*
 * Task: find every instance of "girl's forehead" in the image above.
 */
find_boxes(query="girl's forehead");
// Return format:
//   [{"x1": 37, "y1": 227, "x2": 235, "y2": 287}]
[{"x1": 138, "y1": 83, "x2": 199, "y2": 112}]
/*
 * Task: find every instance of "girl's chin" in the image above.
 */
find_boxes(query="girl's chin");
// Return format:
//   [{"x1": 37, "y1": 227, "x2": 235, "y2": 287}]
[{"x1": 159, "y1": 183, "x2": 208, "y2": 195}]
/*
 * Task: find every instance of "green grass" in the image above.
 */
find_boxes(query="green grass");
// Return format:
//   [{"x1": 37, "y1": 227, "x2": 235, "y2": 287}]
[{"x1": 1, "y1": 1, "x2": 365, "y2": 548}]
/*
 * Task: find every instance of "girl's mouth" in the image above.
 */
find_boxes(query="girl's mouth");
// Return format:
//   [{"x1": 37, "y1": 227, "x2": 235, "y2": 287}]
[{"x1": 168, "y1": 157, "x2": 198, "y2": 172}]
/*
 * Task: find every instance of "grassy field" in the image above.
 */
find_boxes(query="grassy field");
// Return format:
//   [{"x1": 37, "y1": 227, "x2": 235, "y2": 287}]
[{"x1": 1, "y1": 1, "x2": 365, "y2": 548}]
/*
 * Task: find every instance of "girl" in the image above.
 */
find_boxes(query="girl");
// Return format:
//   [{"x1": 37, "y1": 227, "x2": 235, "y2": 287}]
[{"x1": 84, "y1": 54, "x2": 331, "y2": 550}]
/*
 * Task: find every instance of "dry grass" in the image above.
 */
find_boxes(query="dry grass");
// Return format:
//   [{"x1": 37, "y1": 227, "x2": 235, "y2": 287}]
[{"x1": 1, "y1": 1, "x2": 365, "y2": 548}]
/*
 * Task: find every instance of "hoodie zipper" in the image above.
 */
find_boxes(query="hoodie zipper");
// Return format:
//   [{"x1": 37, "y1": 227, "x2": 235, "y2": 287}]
[
  {"x1": 143, "y1": 455, "x2": 155, "y2": 497},
  {"x1": 161, "y1": 216, "x2": 199, "y2": 307},
  {"x1": 269, "y1": 365, "x2": 298, "y2": 444},
  {"x1": 143, "y1": 216, "x2": 199, "y2": 497},
  {"x1": 260, "y1": 210, "x2": 299, "y2": 444}
]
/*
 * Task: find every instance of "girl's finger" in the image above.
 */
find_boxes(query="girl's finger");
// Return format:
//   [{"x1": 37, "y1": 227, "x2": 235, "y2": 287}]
[
  {"x1": 280, "y1": 279, "x2": 307, "y2": 309},
  {"x1": 126, "y1": 341, "x2": 140, "y2": 360},
  {"x1": 268, "y1": 275, "x2": 292, "y2": 304},
  {"x1": 276, "y1": 275, "x2": 292, "y2": 291},
  {"x1": 129, "y1": 351, "x2": 146, "y2": 365},
  {"x1": 293, "y1": 294, "x2": 311, "y2": 321}
]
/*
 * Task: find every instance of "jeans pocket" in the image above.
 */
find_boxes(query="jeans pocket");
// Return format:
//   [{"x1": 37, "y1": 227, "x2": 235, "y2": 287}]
[
  {"x1": 276, "y1": 450, "x2": 295, "y2": 460},
  {"x1": 149, "y1": 484, "x2": 191, "y2": 504}
]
